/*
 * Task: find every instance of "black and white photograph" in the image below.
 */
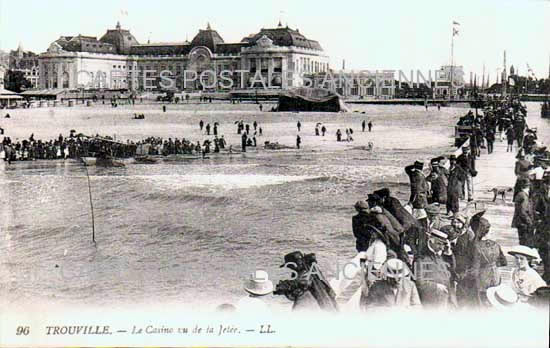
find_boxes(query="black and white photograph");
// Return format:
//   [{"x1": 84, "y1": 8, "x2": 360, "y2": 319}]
[{"x1": 0, "y1": 0, "x2": 549, "y2": 347}]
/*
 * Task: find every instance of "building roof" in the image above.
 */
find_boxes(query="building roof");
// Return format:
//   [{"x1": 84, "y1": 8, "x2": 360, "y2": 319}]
[
  {"x1": 100, "y1": 22, "x2": 140, "y2": 54},
  {"x1": 130, "y1": 42, "x2": 192, "y2": 56},
  {"x1": 243, "y1": 25, "x2": 322, "y2": 50},
  {"x1": 190, "y1": 23, "x2": 225, "y2": 52},
  {"x1": 0, "y1": 87, "x2": 23, "y2": 98},
  {"x1": 53, "y1": 35, "x2": 116, "y2": 53}
]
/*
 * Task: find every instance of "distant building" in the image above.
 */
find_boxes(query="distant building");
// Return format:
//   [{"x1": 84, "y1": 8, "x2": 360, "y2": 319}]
[
  {"x1": 433, "y1": 65, "x2": 465, "y2": 97},
  {"x1": 308, "y1": 70, "x2": 395, "y2": 98},
  {"x1": 38, "y1": 21, "x2": 330, "y2": 91},
  {"x1": 9, "y1": 44, "x2": 40, "y2": 88}
]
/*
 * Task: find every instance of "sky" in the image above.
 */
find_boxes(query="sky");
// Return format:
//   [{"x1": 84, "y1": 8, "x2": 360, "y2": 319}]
[{"x1": 1, "y1": 0, "x2": 549, "y2": 82}]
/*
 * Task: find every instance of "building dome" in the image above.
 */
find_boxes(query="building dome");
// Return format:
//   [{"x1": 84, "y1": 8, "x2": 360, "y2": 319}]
[
  {"x1": 190, "y1": 23, "x2": 224, "y2": 52},
  {"x1": 243, "y1": 25, "x2": 322, "y2": 50},
  {"x1": 100, "y1": 22, "x2": 139, "y2": 54}
]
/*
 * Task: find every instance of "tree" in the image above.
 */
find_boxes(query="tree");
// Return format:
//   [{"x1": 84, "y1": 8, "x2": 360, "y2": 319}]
[{"x1": 4, "y1": 70, "x2": 32, "y2": 92}]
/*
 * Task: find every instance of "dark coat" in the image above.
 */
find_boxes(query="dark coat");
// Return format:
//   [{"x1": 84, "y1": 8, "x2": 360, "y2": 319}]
[
  {"x1": 352, "y1": 212, "x2": 379, "y2": 252},
  {"x1": 383, "y1": 196, "x2": 421, "y2": 231},
  {"x1": 447, "y1": 165, "x2": 467, "y2": 213},
  {"x1": 427, "y1": 171, "x2": 448, "y2": 204},
  {"x1": 512, "y1": 190, "x2": 534, "y2": 229},
  {"x1": 382, "y1": 207, "x2": 404, "y2": 235},
  {"x1": 457, "y1": 153, "x2": 476, "y2": 176},
  {"x1": 405, "y1": 165, "x2": 429, "y2": 209},
  {"x1": 414, "y1": 252, "x2": 453, "y2": 308}
]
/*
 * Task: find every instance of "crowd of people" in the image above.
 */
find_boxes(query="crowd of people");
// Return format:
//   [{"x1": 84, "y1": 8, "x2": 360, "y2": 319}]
[{"x1": 228, "y1": 97, "x2": 549, "y2": 314}]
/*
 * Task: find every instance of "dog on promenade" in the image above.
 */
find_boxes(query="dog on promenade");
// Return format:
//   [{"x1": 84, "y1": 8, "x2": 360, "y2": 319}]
[{"x1": 488, "y1": 186, "x2": 513, "y2": 202}]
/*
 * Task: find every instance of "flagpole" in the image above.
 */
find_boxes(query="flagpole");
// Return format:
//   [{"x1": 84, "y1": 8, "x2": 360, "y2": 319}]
[{"x1": 450, "y1": 26, "x2": 454, "y2": 98}]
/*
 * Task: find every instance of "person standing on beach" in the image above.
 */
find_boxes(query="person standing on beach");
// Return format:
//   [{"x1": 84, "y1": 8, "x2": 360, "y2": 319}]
[
  {"x1": 296, "y1": 135, "x2": 301, "y2": 149},
  {"x1": 206, "y1": 123, "x2": 211, "y2": 135},
  {"x1": 253, "y1": 121, "x2": 258, "y2": 131},
  {"x1": 368, "y1": 121, "x2": 373, "y2": 132},
  {"x1": 321, "y1": 125, "x2": 326, "y2": 136},
  {"x1": 297, "y1": 121, "x2": 301, "y2": 132},
  {"x1": 362, "y1": 120, "x2": 366, "y2": 132},
  {"x1": 336, "y1": 129, "x2": 342, "y2": 142},
  {"x1": 241, "y1": 133, "x2": 247, "y2": 152},
  {"x1": 199, "y1": 120, "x2": 204, "y2": 131}
]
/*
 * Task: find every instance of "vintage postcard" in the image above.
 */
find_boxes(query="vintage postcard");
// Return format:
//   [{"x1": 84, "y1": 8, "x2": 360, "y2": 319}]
[{"x1": 0, "y1": 0, "x2": 549, "y2": 347}]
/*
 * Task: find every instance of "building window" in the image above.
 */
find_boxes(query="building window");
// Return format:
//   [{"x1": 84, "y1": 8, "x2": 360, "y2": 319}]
[{"x1": 273, "y1": 58, "x2": 282, "y2": 73}]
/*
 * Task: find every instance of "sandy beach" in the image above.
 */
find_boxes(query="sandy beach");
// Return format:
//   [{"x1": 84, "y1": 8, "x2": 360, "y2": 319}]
[{"x1": 1, "y1": 102, "x2": 464, "y2": 153}]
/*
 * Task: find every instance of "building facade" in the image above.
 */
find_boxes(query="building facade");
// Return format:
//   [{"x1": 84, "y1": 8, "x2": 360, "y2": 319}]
[
  {"x1": 9, "y1": 45, "x2": 40, "y2": 88},
  {"x1": 432, "y1": 65, "x2": 465, "y2": 97},
  {"x1": 38, "y1": 22, "x2": 330, "y2": 92}
]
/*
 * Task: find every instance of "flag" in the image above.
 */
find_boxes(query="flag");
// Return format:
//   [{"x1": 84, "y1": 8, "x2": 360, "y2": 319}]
[
  {"x1": 453, "y1": 21, "x2": 460, "y2": 26},
  {"x1": 453, "y1": 28, "x2": 459, "y2": 36}
]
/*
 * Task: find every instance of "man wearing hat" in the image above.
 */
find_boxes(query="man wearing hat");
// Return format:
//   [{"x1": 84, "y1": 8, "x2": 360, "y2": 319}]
[
  {"x1": 447, "y1": 154, "x2": 467, "y2": 216},
  {"x1": 414, "y1": 229, "x2": 454, "y2": 308},
  {"x1": 405, "y1": 161, "x2": 429, "y2": 210},
  {"x1": 512, "y1": 177, "x2": 535, "y2": 246},
  {"x1": 362, "y1": 258, "x2": 421, "y2": 309},
  {"x1": 514, "y1": 152, "x2": 532, "y2": 199},
  {"x1": 427, "y1": 157, "x2": 448, "y2": 204},
  {"x1": 508, "y1": 246, "x2": 547, "y2": 301},
  {"x1": 441, "y1": 213, "x2": 479, "y2": 307},
  {"x1": 457, "y1": 146, "x2": 476, "y2": 202}
]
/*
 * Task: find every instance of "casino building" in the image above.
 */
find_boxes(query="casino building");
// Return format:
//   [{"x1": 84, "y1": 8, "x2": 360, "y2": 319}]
[{"x1": 38, "y1": 22, "x2": 330, "y2": 91}]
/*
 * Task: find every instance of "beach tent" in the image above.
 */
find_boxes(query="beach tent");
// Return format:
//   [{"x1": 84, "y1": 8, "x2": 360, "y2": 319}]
[
  {"x1": 0, "y1": 87, "x2": 23, "y2": 107},
  {"x1": 276, "y1": 87, "x2": 349, "y2": 112}
]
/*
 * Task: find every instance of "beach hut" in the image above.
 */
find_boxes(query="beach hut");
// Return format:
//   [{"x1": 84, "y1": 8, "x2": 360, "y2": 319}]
[{"x1": 0, "y1": 87, "x2": 23, "y2": 108}]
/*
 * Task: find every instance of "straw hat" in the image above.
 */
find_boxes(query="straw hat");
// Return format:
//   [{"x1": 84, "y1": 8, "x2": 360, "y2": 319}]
[
  {"x1": 486, "y1": 284, "x2": 518, "y2": 308},
  {"x1": 384, "y1": 258, "x2": 410, "y2": 278},
  {"x1": 508, "y1": 245, "x2": 539, "y2": 259},
  {"x1": 244, "y1": 270, "x2": 274, "y2": 296},
  {"x1": 428, "y1": 229, "x2": 449, "y2": 241}
]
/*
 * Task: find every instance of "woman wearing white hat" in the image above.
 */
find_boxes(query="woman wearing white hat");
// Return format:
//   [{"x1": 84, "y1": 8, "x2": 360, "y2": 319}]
[
  {"x1": 509, "y1": 246, "x2": 546, "y2": 301},
  {"x1": 236, "y1": 270, "x2": 273, "y2": 314}
]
